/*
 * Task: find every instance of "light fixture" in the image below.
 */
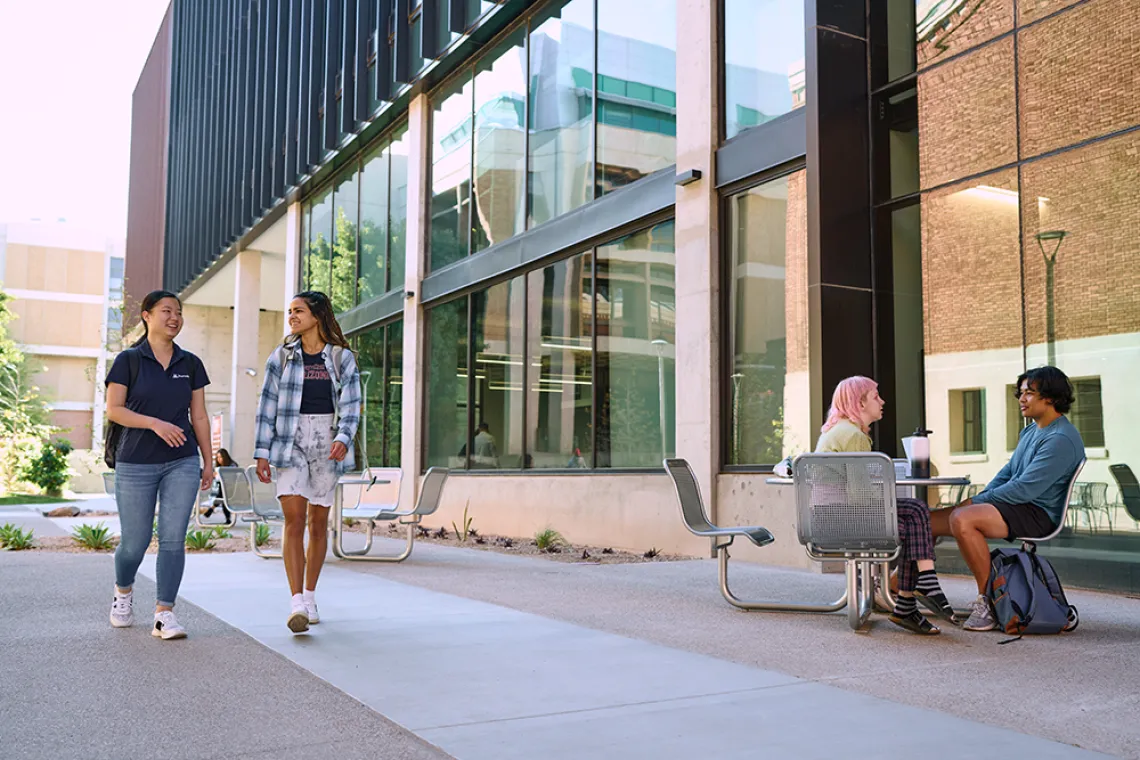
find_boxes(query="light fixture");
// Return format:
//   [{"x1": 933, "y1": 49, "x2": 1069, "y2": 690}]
[{"x1": 244, "y1": 368, "x2": 257, "y2": 377}]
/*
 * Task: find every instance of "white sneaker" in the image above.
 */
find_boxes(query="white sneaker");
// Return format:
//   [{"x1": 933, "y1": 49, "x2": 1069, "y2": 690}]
[
  {"x1": 287, "y1": 599, "x2": 310, "y2": 633},
  {"x1": 152, "y1": 610, "x2": 187, "y2": 639},
  {"x1": 304, "y1": 597, "x2": 320, "y2": 625},
  {"x1": 110, "y1": 590, "x2": 133, "y2": 628}
]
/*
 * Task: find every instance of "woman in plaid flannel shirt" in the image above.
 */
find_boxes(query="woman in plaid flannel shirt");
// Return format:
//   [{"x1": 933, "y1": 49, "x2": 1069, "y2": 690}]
[
  {"x1": 816, "y1": 376, "x2": 957, "y2": 636},
  {"x1": 254, "y1": 291, "x2": 362, "y2": 634}
]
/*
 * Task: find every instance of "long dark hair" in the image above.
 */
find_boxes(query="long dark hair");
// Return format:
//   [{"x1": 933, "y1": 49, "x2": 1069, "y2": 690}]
[
  {"x1": 215, "y1": 448, "x2": 237, "y2": 467},
  {"x1": 287, "y1": 290, "x2": 350, "y2": 349},
  {"x1": 132, "y1": 289, "x2": 182, "y2": 348}
]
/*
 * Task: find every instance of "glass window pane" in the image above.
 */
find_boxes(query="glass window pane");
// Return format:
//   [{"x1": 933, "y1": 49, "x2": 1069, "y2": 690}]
[
  {"x1": 950, "y1": 389, "x2": 986, "y2": 454},
  {"x1": 356, "y1": 327, "x2": 386, "y2": 469},
  {"x1": 528, "y1": 0, "x2": 594, "y2": 227},
  {"x1": 424, "y1": 298, "x2": 469, "y2": 468},
  {"x1": 723, "y1": 0, "x2": 805, "y2": 141},
  {"x1": 595, "y1": 221, "x2": 675, "y2": 468},
  {"x1": 470, "y1": 277, "x2": 525, "y2": 468},
  {"x1": 917, "y1": 0, "x2": 1011, "y2": 70},
  {"x1": 1018, "y1": 2, "x2": 1140, "y2": 159},
  {"x1": 331, "y1": 166, "x2": 360, "y2": 313},
  {"x1": 308, "y1": 187, "x2": 334, "y2": 296},
  {"x1": 726, "y1": 172, "x2": 808, "y2": 465},
  {"x1": 389, "y1": 125, "x2": 410, "y2": 290},
  {"x1": 430, "y1": 74, "x2": 474, "y2": 272},
  {"x1": 918, "y1": 37, "x2": 1016, "y2": 190},
  {"x1": 596, "y1": 0, "x2": 675, "y2": 196},
  {"x1": 472, "y1": 30, "x2": 527, "y2": 253},
  {"x1": 527, "y1": 253, "x2": 594, "y2": 469},
  {"x1": 1070, "y1": 378, "x2": 1105, "y2": 449},
  {"x1": 383, "y1": 320, "x2": 404, "y2": 466},
  {"x1": 359, "y1": 139, "x2": 390, "y2": 303}
]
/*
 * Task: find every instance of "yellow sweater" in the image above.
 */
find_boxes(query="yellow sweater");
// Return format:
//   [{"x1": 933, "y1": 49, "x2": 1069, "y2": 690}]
[{"x1": 815, "y1": 419, "x2": 872, "y2": 453}]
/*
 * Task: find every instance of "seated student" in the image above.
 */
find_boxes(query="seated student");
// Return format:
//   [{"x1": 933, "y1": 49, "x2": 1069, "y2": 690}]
[
  {"x1": 816, "y1": 376, "x2": 956, "y2": 635},
  {"x1": 930, "y1": 366, "x2": 1084, "y2": 632}
]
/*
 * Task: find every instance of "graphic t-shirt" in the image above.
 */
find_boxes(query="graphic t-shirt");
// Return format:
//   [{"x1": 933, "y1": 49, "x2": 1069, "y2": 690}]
[{"x1": 299, "y1": 351, "x2": 335, "y2": 415}]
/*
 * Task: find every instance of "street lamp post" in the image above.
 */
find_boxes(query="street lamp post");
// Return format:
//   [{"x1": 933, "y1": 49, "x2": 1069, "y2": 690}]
[
  {"x1": 1035, "y1": 230, "x2": 1067, "y2": 367},
  {"x1": 651, "y1": 339, "x2": 669, "y2": 458}
]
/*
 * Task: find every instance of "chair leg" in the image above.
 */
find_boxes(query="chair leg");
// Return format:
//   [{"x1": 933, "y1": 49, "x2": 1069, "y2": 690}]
[
  {"x1": 716, "y1": 545, "x2": 847, "y2": 613},
  {"x1": 249, "y1": 522, "x2": 282, "y2": 559},
  {"x1": 332, "y1": 516, "x2": 416, "y2": 562},
  {"x1": 847, "y1": 561, "x2": 873, "y2": 632}
]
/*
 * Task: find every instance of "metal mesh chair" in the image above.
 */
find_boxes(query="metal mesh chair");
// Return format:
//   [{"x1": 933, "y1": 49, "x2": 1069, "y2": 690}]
[
  {"x1": 102, "y1": 472, "x2": 115, "y2": 496},
  {"x1": 1110, "y1": 464, "x2": 1140, "y2": 527},
  {"x1": 1016, "y1": 458, "x2": 1085, "y2": 549},
  {"x1": 194, "y1": 466, "x2": 242, "y2": 530},
  {"x1": 664, "y1": 459, "x2": 856, "y2": 618},
  {"x1": 793, "y1": 453, "x2": 901, "y2": 630},
  {"x1": 243, "y1": 464, "x2": 283, "y2": 559},
  {"x1": 331, "y1": 468, "x2": 448, "y2": 562}
]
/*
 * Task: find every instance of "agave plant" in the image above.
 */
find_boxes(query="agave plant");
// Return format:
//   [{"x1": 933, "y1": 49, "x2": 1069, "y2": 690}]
[
  {"x1": 184, "y1": 530, "x2": 217, "y2": 551},
  {"x1": 254, "y1": 523, "x2": 271, "y2": 547},
  {"x1": 534, "y1": 528, "x2": 565, "y2": 552},
  {"x1": 71, "y1": 523, "x2": 116, "y2": 551}
]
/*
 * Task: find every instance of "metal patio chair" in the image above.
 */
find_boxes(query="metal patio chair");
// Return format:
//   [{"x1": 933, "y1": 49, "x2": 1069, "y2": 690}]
[
  {"x1": 243, "y1": 464, "x2": 284, "y2": 559},
  {"x1": 194, "y1": 466, "x2": 240, "y2": 530},
  {"x1": 102, "y1": 472, "x2": 115, "y2": 495},
  {"x1": 1015, "y1": 458, "x2": 1085, "y2": 550},
  {"x1": 331, "y1": 467, "x2": 448, "y2": 562},
  {"x1": 1109, "y1": 463, "x2": 1140, "y2": 528},
  {"x1": 793, "y1": 452, "x2": 901, "y2": 631},
  {"x1": 663, "y1": 458, "x2": 801, "y2": 608}
]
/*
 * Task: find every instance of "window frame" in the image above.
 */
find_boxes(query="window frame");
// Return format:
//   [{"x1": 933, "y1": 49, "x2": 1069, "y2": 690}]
[{"x1": 717, "y1": 158, "x2": 806, "y2": 473}]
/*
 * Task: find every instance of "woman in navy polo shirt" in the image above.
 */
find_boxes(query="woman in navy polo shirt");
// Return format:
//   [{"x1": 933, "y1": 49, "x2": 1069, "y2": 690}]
[
  {"x1": 105, "y1": 290, "x2": 213, "y2": 640},
  {"x1": 254, "y1": 291, "x2": 361, "y2": 633}
]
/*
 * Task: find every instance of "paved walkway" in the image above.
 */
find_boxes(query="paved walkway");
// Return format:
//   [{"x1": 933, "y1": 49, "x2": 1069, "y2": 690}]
[{"x1": 5, "y1": 534, "x2": 1138, "y2": 758}]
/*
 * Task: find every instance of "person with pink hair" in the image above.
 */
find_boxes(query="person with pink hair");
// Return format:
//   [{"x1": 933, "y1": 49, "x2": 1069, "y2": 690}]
[{"x1": 816, "y1": 376, "x2": 956, "y2": 635}]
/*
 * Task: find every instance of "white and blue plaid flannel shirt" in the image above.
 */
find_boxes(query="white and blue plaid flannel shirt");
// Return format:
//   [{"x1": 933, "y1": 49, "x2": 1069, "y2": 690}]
[{"x1": 253, "y1": 341, "x2": 362, "y2": 474}]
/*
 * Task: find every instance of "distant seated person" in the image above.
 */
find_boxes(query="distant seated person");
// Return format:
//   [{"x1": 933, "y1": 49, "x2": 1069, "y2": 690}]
[
  {"x1": 817, "y1": 376, "x2": 956, "y2": 635},
  {"x1": 472, "y1": 421, "x2": 499, "y2": 469},
  {"x1": 930, "y1": 366, "x2": 1084, "y2": 632},
  {"x1": 202, "y1": 448, "x2": 238, "y2": 521}
]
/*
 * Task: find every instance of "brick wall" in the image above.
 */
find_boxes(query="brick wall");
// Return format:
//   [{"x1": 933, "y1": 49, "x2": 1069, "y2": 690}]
[
  {"x1": 917, "y1": 0, "x2": 1012, "y2": 69},
  {"x1": 1018, "y1": 0, "x2": 1140, "y2": 157}
]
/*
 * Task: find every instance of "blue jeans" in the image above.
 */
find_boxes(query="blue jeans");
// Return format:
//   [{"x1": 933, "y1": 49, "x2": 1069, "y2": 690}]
[{"x1": 114, "y1": 456, "x2": 200, "y2": 607}]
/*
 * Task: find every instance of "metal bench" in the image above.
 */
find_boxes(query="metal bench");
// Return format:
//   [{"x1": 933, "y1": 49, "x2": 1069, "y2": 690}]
[
  {"x1": 243, "y1": 464, "x2": 284, "y2": 559},
  {"x1": 331, "y1": 467, "x2": 448, "y2": 562}
]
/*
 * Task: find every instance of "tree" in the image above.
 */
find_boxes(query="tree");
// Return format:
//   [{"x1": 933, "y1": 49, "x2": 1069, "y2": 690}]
[{"x1": 0, "y1": 290, "x2": 54, "y2": 491}]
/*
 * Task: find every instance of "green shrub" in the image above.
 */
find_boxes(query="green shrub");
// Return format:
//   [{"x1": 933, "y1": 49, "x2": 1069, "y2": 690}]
[
  {"x1": 0, "y1": 522, "x2": 18, "y2": 547},
  {"x1": 71, "y1": 522, "x2": 115, "y2": 551},
  {"x1": 452, "y1": 501, "x2": 474, "y2": 542},
  {"x1": 23, "y1": 439, "x2": 72, "y2": 497},
  {"x1": 254, "y1": 523, "x2": 271, "y2": 547},
  {"x1": 534, "y1": 528, "x2": 565, "y2": 552},
  {"x1": 185, "y1": 530, "x2": 216, "y2": 550},
  {"x1": 211, "y1": 526, "x2": 233, "y2": 539},
  {"x1": 1, "y1": 525, "x2": 35, "y2": 550}
]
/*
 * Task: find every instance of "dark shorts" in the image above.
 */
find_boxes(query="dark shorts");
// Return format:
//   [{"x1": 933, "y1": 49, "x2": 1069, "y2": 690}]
[{"x1": 993, "y1": 502, "x2": 1056, "y2": 541}]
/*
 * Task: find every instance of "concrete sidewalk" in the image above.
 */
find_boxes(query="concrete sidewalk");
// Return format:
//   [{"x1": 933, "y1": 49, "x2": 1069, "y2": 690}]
[
  {"x1": 0, "y1": 552, "x2": 450, "y2": 760},
  {"x1": 141, "y1": 538, "x2": 1135, "y2": 759}
]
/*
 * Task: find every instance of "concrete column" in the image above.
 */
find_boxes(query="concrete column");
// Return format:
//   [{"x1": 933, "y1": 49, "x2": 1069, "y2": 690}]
[
  {"x1": 399, "y1": 94, "x2": 432, "y2": 509},
  {"x1": 673, "y1": 0, "x2": 721, "y2": 528},
  {"x1": 282, "y1": 202, "x2": 303, "y2": 321},
  {"x1": 229, "y1": 249, "x2": 262, "y2": 460}
]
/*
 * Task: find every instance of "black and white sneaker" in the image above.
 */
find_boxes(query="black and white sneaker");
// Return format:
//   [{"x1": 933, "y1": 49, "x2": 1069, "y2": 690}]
[{"x1": 152, "y1": 610, "x2": 187, "y2": 639}]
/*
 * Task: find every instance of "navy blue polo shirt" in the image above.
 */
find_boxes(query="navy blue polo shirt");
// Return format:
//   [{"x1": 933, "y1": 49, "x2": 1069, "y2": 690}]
[{"x1": 105, "y1": 341, "x2": 210, "y2": 465}]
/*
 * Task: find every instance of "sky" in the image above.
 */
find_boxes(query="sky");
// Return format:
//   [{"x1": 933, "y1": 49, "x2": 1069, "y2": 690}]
[{"x1": 0, "y1": 1, "x2": 171, "y2": 240}]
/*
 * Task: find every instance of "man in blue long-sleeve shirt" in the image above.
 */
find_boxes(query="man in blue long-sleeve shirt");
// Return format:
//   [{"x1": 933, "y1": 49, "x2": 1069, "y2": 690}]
[{"x1": 930, "y1": 366, "x2": 1084, "y2": 632}]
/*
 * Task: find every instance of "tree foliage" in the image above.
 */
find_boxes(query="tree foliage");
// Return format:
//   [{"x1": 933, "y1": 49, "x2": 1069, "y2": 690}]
[{"x1": 0, "y1": 290, "x2": 54, "y2": 491}]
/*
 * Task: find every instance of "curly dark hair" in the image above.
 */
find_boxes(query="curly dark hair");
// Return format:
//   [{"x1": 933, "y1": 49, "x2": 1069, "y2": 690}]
[{"x1": 1015, "y1": 366, "x2": 1074, "y2": 414}]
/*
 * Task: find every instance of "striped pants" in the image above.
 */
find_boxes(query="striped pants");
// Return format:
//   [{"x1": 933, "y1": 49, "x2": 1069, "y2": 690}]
[{"x1": 896, "y1": 497, "x2": 935, "y2": 593}]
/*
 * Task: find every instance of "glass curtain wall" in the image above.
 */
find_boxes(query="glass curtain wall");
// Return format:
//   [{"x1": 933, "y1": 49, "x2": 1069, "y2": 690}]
[
  {"x1": 301, "y1": 122, "x2": 409, "y2": 306},
  {"x1": 424, "y1": 219, "x2": 675, "y2": 471},
  {"x1": 870, "y1": 0, "x2": 1140, "y2": 553},
  {"x1": 722, "y1": 0, "x2": 806, "y2": 141},
  {"x1": 354, "y1": 319, "x2": 404, "y2": 469},
  {"x1": 427, "y1": 0, "x2": 677, "y2": 272},
  {"x1": 724, "y1": 169, "x2": 809, "y2": 466}
]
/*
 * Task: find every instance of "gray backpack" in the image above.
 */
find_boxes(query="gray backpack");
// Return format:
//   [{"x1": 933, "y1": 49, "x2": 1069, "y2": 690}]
[{"x1": 986, "y1": 547, "x2": 1078, "y2": 642}]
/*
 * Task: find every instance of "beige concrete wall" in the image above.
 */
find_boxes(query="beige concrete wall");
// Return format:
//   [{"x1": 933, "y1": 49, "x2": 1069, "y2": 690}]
[
  {"x1": 50, "y1": 410, "x2": 94, "y2": 449},
  {"x1": 420, "y1": 473, "x2": 710, "y2": 557},
  {"x1": 2, "y1": 243, "x2": 105, "y2": 295},
  {"x1": 8, "y1": 300, "x2": 104, "y2": 347},
  {"x1": 31, "y1": 356, "x2": 97, "y2": 405}
]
